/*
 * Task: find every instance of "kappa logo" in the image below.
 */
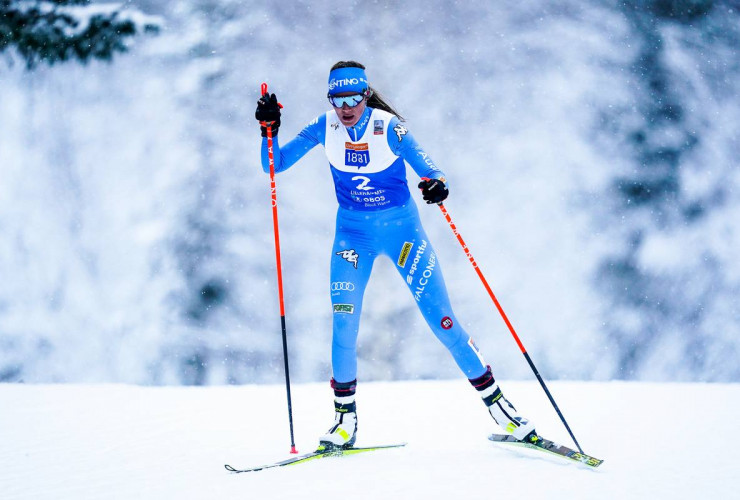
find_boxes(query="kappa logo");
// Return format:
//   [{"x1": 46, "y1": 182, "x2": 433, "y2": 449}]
[
  {"x1": 331, "y1": 282, "x2": 356, "y2": 292},
  {"x1": 393, "y1": 124, "x2": 408, "y2": 142},
  {"x1": 333, "y1": 303, "x2": 355, "y2": 314},
  {"x1": 336, "y1": 249, "x2": 359, "y2": 269},
  {"x1": 397, "y1": 242, "x2": 414, "y2": 268},
  {"x1": 331, "y1": 122, "x2": 340, "y2": 130}
]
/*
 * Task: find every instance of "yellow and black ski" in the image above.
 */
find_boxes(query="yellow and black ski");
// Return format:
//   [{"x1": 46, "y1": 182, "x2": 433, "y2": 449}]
[
  {"x1": 489, "y1": 434, "x2": 603, "y2": 468},
  {"x1": 225, "y1": 443, "x2": 407, "y2": 473}
]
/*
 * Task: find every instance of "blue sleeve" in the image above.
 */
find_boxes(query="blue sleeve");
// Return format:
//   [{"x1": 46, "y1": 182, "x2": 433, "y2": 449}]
[
  {"x1": 387, "y1": 116, "x2": 447, "y2": 183},
  {"x1": 260, "y1": 114, "x2": 326, "y2": 173}
]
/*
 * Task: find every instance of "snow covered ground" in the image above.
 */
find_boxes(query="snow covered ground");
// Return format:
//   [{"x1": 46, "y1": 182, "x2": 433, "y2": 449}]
[{"x1": 1, "y1": 380, "x2": 737, "y2": 499}]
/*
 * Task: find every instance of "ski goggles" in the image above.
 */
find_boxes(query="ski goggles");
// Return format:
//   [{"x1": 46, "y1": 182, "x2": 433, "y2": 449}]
[{"x1": 328, "y1": 93, "x2": 366, "y2": 108}]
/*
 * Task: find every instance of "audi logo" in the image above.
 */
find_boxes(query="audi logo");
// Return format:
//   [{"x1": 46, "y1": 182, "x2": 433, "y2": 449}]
[{"x1": 331, "y1": 282, "x2": 356, "y2": 291}]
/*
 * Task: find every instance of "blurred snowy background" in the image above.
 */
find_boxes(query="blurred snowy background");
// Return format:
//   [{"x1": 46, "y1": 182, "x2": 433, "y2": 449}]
[{"x1": 0, "y1": 0, "x2": 738, "y2": 385}]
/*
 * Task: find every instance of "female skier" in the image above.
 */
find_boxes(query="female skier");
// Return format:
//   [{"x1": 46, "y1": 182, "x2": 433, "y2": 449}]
[{"x1": 256, "y1": 61, "x2": 537, "y2": 449}]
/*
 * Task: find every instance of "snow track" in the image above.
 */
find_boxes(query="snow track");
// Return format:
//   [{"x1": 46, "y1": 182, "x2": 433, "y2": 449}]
[{"x1": 1, "y1": 380, "x2": 736, "y2": 499}]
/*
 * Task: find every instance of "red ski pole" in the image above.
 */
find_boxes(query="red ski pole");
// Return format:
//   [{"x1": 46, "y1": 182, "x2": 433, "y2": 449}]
[
  {"x1": 424, "y1": 181, "x2": 584, "y2": 453},
  {"x1": 260, "y1": 82, "x2": 297, "y2": 454}
]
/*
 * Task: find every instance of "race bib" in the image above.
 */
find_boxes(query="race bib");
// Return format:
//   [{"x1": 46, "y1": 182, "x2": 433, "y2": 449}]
[{"x1": 345, "y1": 142, "x2": 370, "y2": 167}]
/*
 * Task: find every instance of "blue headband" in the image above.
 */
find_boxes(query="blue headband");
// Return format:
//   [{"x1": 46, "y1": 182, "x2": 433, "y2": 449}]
[{"x1": 327, "y1": 67, "x2": 368, "y2": 96}]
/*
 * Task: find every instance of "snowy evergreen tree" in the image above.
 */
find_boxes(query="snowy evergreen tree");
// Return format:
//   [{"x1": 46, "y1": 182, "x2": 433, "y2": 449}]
[
  {"x1": 596, "y1": 0, "x2": 740, "y2": 380},
  {"x1": 0, "y1": 0, "x2": 159, "y2": 69}
]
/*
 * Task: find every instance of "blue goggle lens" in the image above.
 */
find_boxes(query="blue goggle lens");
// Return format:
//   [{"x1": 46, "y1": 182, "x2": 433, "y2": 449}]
[{"x1": 328, "y1": 93, "x2": 365, "y2": 108}]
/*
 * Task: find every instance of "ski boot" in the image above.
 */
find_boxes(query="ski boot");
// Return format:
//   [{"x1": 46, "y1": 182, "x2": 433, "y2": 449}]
[
  {"x1": 470, "y1": 366, "x2": 537, "y2": 441},
  {"x1": 318, "y1": 378, "x2": 357, "y2": 450}
]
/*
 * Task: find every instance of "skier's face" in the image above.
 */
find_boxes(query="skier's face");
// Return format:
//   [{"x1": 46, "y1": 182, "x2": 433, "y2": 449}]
[{"x1": 331, "y1": 92, "x2": 367, "y2": 127}]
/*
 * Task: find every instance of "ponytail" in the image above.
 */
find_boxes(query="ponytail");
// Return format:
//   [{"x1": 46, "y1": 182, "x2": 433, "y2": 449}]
[{"x1": 367, "y1": 86, "x2": 405, "y2": 122}]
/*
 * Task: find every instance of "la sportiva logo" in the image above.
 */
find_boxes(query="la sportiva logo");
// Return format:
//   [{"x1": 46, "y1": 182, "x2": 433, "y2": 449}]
[{"x1": 406, "y1": 239, "x2": 428, "y2": 285}]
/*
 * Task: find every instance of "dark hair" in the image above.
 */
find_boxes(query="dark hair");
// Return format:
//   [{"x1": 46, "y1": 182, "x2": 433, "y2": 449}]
[{"x1": 330, "y1": 61, "x2": 405, "y2": 122}]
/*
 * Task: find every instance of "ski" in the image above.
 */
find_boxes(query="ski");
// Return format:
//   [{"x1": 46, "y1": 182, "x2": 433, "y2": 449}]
[
  {"x1": 225, "y1": 443, "x2": 407, "y2": 473},
  {"x1": 488, "y1": 434, "x2": 603, "y2": 468}
]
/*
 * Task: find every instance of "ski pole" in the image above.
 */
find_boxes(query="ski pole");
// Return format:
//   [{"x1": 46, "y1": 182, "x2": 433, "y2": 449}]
[
  {"x1": 427, "y1": 187, "x2": 585, "y2": 453},
  {"x1": 260, "y1": 82, "x2": 297, "y2": 454}
]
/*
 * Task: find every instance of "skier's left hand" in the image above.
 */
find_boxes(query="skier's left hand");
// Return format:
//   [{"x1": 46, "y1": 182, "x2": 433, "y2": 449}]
[{"x1": 418, "y1": 177, "x2": 449, "y2": 204}]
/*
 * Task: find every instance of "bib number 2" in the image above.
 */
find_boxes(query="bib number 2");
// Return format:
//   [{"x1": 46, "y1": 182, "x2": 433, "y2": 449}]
[{"x1": 352, "y1": 176, "x2": 373, "y2": 191}]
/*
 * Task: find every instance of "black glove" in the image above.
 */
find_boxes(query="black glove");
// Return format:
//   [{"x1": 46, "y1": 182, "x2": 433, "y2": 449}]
[
  {"x1": 418, "y1": 177, "x2": 449, "y2": 204},
  {"x1": 255, "y1": 93, "x2": 281, "y2": 137}
]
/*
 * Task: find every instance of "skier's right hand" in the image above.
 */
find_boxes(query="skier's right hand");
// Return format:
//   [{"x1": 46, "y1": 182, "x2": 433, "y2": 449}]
[{"x1": 255, "y1": 93, "x2": 282, "y2": 137}]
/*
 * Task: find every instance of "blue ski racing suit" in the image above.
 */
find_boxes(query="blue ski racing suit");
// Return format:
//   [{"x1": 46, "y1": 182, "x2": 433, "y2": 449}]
[{"x1": 261, "y1": 106, "x2": 488, "y2": 383}]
